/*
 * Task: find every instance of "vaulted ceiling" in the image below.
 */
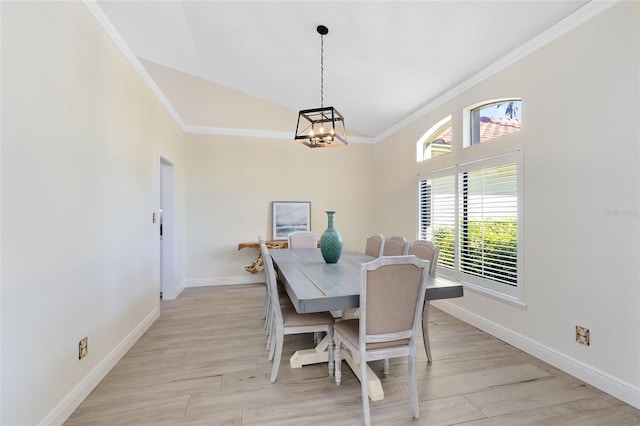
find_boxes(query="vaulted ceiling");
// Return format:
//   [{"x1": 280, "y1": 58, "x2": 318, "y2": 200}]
[{"x1": 96, "y1": 1, "x2": 590, "y2": 140}]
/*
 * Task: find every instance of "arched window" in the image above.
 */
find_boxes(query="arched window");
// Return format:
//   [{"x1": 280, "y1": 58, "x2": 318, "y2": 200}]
[
  {"x1": 416, "y1": 115, "x2": 452, "y2": 161},
  {"x1": 466, "y1": 99, "x2": 522, "y2": 146}
]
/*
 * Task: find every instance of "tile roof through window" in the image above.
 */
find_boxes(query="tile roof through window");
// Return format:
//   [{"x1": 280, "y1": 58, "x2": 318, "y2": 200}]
[{"x1": 430, "y1": 116, "x2": 522, "y2": 148}]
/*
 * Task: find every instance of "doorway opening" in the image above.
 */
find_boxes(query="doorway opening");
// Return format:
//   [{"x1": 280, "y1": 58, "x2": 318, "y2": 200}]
[{"x1": 160, "y1": 157, "x2": 177, "y2": 300}]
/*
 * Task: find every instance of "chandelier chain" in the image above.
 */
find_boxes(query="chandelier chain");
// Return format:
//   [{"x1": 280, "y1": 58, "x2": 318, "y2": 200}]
[{"x1": 320, "y1": 33, "x2": 324, "y2": 108}]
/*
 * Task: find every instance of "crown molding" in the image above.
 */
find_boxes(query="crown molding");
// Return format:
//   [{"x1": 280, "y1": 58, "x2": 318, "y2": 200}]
[
  {"x1": 83, "y1": 0, "x2": 186, "y2": 128},
  {"x1": 183, "y1": 125, "x2": 374, "y2": 144},
  {"x1": 86, "y1": 0, "x2": 617, "y2": 146},
  {"x1": 85, "y1": 0, "x2": 375, "y2": 144},
  {"x1": 374, "y1": 0, "x2": 622, "y2": 143},
  {"x1": 184, "y1": 125, "x2": 292, "y2": 139}
]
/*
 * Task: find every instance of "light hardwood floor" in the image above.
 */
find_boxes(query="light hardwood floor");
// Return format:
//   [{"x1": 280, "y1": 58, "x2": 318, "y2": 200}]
[{"x1": 66, "y1": 284, "x2": 640, "y2": 425}]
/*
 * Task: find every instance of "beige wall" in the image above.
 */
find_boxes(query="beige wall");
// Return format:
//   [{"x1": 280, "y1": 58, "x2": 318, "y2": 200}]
[
  {"x1": 184, "y1": 133, "x2": 375, "y2": 284},
  {"x1": 145, "y1": 59, "x2": 377, "y2": 288},
  {"x1": 1, "y1": 2, "x2": 186, "y2": 424},
  {"x1": 142, "y1": 60, "x2": 299, "y2": 131},
  {"x1": 374, "y1": 1, "x2": 640, "y2": 403}
]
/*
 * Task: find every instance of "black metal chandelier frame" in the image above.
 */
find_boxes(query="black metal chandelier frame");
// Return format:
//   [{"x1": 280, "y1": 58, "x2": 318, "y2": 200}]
[{"x1": 294, "y1": 25, "x2": 347, "y2": 148}]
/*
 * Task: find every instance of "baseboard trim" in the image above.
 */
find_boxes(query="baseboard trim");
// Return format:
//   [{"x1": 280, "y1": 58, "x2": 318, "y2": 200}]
[
  {"x1": 40, "y1": 307, "x2": 160, "y2": 426},
  {"x1": 185, "y1": 274, "x2": 265, "y2": 287},
  {"x1": 432, "y1": 300, "x2": 640, "y2": 410},
  {"x1": 175, "y1": 283, "x2": 186, "y2": 298}
]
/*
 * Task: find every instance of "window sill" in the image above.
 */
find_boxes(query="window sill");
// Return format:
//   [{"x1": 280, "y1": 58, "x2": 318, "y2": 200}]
[
  {"x1": 462, "y1": 281, "x2": 527, "y2": 309},
  {"x1": 435, "y1": 274, "x2": 527, "y2": 309}
]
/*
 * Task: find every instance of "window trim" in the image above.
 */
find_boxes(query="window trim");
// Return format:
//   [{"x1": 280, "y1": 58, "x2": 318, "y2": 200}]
[
  {"x1": 416, "y1": 115, "x2": 452, "y2": 162},
  {"x1": 463, "y1": 98, "x2": 522, "y2": 148}
]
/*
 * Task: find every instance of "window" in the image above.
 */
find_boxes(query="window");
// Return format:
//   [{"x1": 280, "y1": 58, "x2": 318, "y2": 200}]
[
  {"x1": 417, "y1": 115, "x2": 452, "y2": 161},
  {"x1": 418, "y1": 152, "x2": 523, "y2": 303},
  {"x1": 468, "y1": 99, "x2": 522, "y2": 146},
  {"x1": 459, "y1": 162, "x2": 518, "y2": 286},
  {"x1": 419, "y1": 173, "x2": 455, "y2": 269}
]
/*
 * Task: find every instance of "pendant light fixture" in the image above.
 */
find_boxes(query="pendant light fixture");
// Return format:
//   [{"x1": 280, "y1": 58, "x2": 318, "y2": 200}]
[{"x1": 295, "y1": 25, "x2": 347, "y2": 148}]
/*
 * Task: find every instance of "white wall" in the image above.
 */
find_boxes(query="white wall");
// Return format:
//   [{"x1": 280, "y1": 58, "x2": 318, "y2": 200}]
[
  {"x1": 374, "y1": 1, "x2": 640, "y2": 407},
  {"x1": 1, "y1": 2, "x2": 186, "y2": 424}
]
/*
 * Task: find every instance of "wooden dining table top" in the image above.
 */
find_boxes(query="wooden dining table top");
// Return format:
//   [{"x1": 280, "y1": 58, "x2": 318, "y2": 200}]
[{"x1": 270, "y1": 248, "x2": 463, "y2": 314}]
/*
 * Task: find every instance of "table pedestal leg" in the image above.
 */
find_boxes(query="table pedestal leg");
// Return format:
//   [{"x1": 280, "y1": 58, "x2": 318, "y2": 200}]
[
  {"x1": 290, "y1": 335, "x2": 330, "y2": 368},
  {"x1": 341, "y1": 348, "x2": 384, "y2": 401},
  {"x1": 288, "y1": 335, "x2": 385, "y2": 401}
]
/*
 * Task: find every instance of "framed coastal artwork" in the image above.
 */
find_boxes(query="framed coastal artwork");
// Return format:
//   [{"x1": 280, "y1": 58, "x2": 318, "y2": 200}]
[{"x1": 272, "y1": 201, "x2": 311, "y2": 240}]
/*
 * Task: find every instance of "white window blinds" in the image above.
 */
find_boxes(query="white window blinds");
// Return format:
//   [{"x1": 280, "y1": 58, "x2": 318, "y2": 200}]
[
  {"x1": 459, "y1": 162, "x2": 518, "y2": 286},
  {"x1": 419, "y1": 174, "x2": 455, "y2": 270}
]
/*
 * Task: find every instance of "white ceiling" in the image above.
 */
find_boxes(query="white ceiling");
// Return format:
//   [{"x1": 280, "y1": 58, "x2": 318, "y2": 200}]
[{"x1": 96, "y1": 0, "x2": 590, "y2": 139}]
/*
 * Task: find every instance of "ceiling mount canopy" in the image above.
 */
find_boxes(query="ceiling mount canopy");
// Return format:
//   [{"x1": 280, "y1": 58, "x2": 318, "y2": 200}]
[{"x1": 295, "y1": 25, "x2": 347, "y2": 148}]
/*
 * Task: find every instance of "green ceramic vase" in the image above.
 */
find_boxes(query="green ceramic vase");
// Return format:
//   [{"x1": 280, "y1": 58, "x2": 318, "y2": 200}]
[{"x1": 320, "y1": 211, "x2": 343, "y2": 263}]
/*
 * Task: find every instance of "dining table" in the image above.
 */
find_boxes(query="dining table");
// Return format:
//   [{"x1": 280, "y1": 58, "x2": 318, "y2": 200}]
[{"x1": 269, "y1": 247, "x2": 464, "y2": 401}]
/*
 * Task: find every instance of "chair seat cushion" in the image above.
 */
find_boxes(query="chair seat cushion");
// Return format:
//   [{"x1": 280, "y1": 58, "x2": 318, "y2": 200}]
[
  {"x1": 281, "y1": 306, "x2": 334, "y2": 327},
  {"x1": 334, "y1": 319, "x2": 409, "y2": 349}
]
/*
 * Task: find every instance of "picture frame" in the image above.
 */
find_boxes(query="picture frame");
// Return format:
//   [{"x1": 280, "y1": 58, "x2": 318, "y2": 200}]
[{"x1": 272, "y1": 201, "x2": 311, "y2": 240}]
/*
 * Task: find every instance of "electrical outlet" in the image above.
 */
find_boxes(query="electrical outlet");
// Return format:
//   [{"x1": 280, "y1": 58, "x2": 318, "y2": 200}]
[
  {"x1": 79, "y1": 337, "x2": 88, "y2": 359},
  {"x1": 576, "y1": 326, "x2": 589, "y2": 346}
]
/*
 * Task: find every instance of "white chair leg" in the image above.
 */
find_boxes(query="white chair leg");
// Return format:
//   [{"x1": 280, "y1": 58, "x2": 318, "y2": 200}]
[
  {"x1": 265, "y1": 305, "x2": 279, "y2": 350},
  {"x1": 334, "y1": 338, "x2": 342, "y2": 385},
  {"x1": 383, "y1": 358, "x2": 390, "y2": 377},
  {"x1": 265, "y1": 305, "x2": 274, "y2": 350},
  {"x1": 266, "y1": 322, "x2": 273, "y2": 352},
  {"x1": 270, "y1": 330, "x2": 284, "y2": 383},
  {"x1": 327, "y1": 327, "x2": 334, "y2": 377},
  {"x1": 409, "y1": 351, "x2": 419, "y2": 419},
  {"x1": 263, "y1": 285, "x2": 269, "y2": 321},
  {"x1": 265, "y1": 301, "x2": 272, "y2": 336},
  {"x1": 422, "y1": 301, "x2": 432, "y2": 362},
  {"x1": 267, "y1": 322, "x2": 276, "y2": 361},
  {"x1": 361, "y1": 354, "x2": 371, "y2": 426}
]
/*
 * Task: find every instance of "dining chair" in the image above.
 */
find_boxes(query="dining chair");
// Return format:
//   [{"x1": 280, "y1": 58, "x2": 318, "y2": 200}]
[
  {"x1": 407, "y1": 240, "x2": 439, "y2": 362},
  {"x1": 260, "y1": 241, "x2": 335, "y2": 383},
  {"x1": 364, "y1": 234, "x2": 384, "y2": 257},
  {"x1": 259, "y1": 238, "x2": 292, "y2": 346},
  {"x1": 333, "y1": 255, "x2": 430, "y2": 426},
  {"x1": 258, "y1": 236, "x2": 270, "y2": 323},
  {"x1": 287, "y1": 230, "x2": 323, "y2": 342},
  {"x1": 382, "y1": 235, "x2": 408, "y2": 256},
  {"x1": 287, "y1": 231, "x2": 318, "y2": 249}
]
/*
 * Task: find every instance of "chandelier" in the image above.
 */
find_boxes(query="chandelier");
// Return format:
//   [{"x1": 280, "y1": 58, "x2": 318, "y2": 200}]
[{"x1": 294, "y1": 25, "x2": 347, "y2": 148}]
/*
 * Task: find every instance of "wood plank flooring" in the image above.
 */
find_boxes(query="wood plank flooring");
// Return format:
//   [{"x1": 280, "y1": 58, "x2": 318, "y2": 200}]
[{"x1": 65, "y1": 284, "x2": 640, "y2": 425}]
